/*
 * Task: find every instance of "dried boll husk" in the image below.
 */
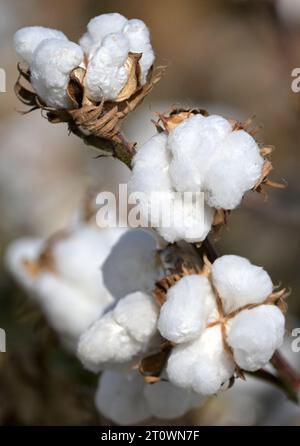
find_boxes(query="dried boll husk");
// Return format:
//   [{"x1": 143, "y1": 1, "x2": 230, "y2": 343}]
[{"x1": 15, "y1": 61, "x2": 165, "y2": 167}]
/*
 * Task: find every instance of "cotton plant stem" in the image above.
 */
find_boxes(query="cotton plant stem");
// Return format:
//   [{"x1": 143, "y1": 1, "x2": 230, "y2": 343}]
[{"x1": 200, "y1": 236, "x2": 300, "y2": 404}]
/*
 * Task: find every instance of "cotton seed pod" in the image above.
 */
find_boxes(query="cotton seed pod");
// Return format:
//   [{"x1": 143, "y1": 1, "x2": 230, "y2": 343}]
[
  {"x1": 156, "y1": 254, "x2": 287, "y2": 395},
  {"x1": 14, "y1": 14, "x2": 162, "y2": 161}
]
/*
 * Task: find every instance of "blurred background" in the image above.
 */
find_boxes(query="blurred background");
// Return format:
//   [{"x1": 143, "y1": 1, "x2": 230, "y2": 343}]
[{"x1": 0, "y1": 0, "x2": 300, "y2": 425}]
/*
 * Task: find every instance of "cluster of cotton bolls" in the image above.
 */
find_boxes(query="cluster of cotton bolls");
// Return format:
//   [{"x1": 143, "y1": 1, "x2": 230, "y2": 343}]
[
  {"x1": 76, "y1": 251, "x2": 285, "y2": 422},
  {"x1": 129, "y1": 113, "x2": 266, "y2": 242},
  {"x1": 14, "y1": 13, "x2": 154, "y2": 109},
  {"x1": 6, "y1": 219, "x2": 159, "y2": 351}
]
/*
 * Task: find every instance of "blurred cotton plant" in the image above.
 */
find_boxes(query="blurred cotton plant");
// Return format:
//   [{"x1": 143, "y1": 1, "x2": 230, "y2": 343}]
[{"x1": 11, "y1": 11, "x2": 300, "y2": 426}]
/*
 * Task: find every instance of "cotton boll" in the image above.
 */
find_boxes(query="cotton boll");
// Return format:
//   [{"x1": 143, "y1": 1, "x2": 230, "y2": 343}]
[
  {"x1": 77, "y1": 312, "x2": 141, "y2": 372},
  {"x1": 204, "y1": 130, "x2": 264, "y2": 210},
  {"x1": 84, "y1": 32, "x2": 130, "y2": 101},
  {"x1": 30, "y1": 38, "x2": 83, "y2": 109},
  {"x1": 102, "y1": 229, "x2": 159, "y2": 299},
  {"x1": 211, "y1": 255, "x2": 273, "y2": 314},
  {"x1": 35, "y1": 273, "x2": 104, "y2": 350},
  {"x1": 5, "y1": 237, "x2": 43, "y2": 291},
  {"x1": 158, "y1": 275, "x2": 216, "y2": 343},
  {"x1": 167, "y1": 326, "x2": 235, "y2": 395},
  {"x1": 227, "y1": 305, "x2": 285, "y2": 372},
  {"x1": 14, "y1": 26, "x2": 68, "y2": 65},
  {"x1": 95, "y1": 370, "x2": 151, "y2": 425},
  {"x1": 143, "y1": 380, "x2": 204, "y2": 420},
  {"x1": 113, "y1": 292, "x2": 158, "y2": 344},
  {"x1": 122, "y1": 19, "x2": 154, "y2": 84}
]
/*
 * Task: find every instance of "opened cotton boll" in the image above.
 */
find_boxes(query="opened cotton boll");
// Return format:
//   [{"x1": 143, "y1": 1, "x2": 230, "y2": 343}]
[
  {"x1": 129, "y1": 112, "x2": 267, "y2": 243},
  {"x1": 82, "y1": 14, "x2": 155, "y2": 102},
  {"x1": 5, "y1": 216, "x2": 160, "y2": 352},
  {"x1": 156, "y1": 255, "x2": 286, "y2": 396}
]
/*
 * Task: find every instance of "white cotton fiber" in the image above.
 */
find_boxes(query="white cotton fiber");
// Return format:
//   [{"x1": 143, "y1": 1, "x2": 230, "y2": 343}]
[
  {"x1": 167, "y1": 326, "x2": 235, "y2": 395},
  {"x1": 167, "y1": 114, "x2": 231, "y2": 193},
  {"x1": 158, "y1": 275, "x2": 216, "y2": 343},
  {"x1": 14, "y1": 26, "x2": 68, "y2": 65},
  {"x1": 35, "y1": 273, "x2": 103, "y2": 350},
  {"x1": 113, "y1": 292, "x2": 158, "y2": 344},
  {"x1": 143, "y1": 380, "x2": 204, "y2": 420},
  {"x1": 84, "y1": 32, "x2": 130, "y2": 101},
  {"x1": 80, "y1": 13, "x2": 127, "y2": 56},
  {"x1": 95, "y1": 370, "x2": 151, "y2": 425},
  {"x1": 101, "y1": 229, "x2": 159, "y2": 299},
  {"x1": 129, "y1": 132, "x2": 214, "y2": 243},
  {"x1": 52, "y1": 226, "x2": 124, "y2": 305},
  {"x1": 77, "y1": 312, "x2": 141, "y2": 372},
  {"x1": 30, "y1": 38, "x2": 83, "y2": 108},
  {"x1": 203, "y1": 130, "x2": 264, "y2": 209},
  {"x1": 122, "y1": 19, "x2": 155, "y2": 84},
  {"x1": 211, "y1": 255, "x2": 273, "y2": 314},
  {"x1": 227, "y1": 305, "x2": 285, "y2": 371}
]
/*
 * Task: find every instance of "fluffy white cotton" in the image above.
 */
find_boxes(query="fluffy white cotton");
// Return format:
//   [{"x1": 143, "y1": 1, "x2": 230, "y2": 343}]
[
  {"x1": 6, "y1": 222, "x2": 161, "y2": 352},
  {"x1": 227, "y1": 305, "x2": 285, "y2": 371},
  {"x1": 95, "y1": 369, "x2": 204, "y2": 424},
  {"x1": 77, "y1": 291, "x2": 158, "y2": 372},
  {"x1": 35, "y1": 273, "x2": 104, "y2": 350},
  {"x1": 113, "y1": 292, "x2": 159, "y2": 343},
  {"x1": 130, "y1": 114, "x2": 265, "y2": 237},
  {"x1": 211, "y1": 255, "x2": 273, "y2": 314},
  {"x1": 123, "y1": 19, "x2": 155, "y2": 84},
  {"x1": 143, "y1": 380, "x2": 204, "y2": 420},
  {"x1": 14, "y1": 26, "x2": 68, "y2": 65},
  {"x1": 167, "y1": 326, "x2": 235, "y2": 395},
  {"x1": 95, "y1": 370, "x2": 151, "y2": 425},
  {"x1": 77, "y1": 312, "x2": 141, "y2": 372},
  {"x1": 30, "y1": 38, "x2": 84, "y2": 108},
  {"x1": 129, "y1": 132, "x2": 214, "y2": 243},
  {"x1": 168, "y1": 114, "x2": 232, "y2": 193},
  {"x1": 80, "y1": 13, "x2": 154, "y2": 100},
  {"x1": 52, "y1": 225, "x2": 125, "y2": 304},
  {"x1": 80, "y1": 13, "x2": 127, "y2": 56},
  {"x1": 204, "y1": 130, "x2": 264, "y2": 209},
  {"x1": 158, "y1": 275, "x2": 217, "y2": 343},
  {"x1": 101, "y1": 229, "x2": 159, "y2": 299},
  {"x1": 84, "y1": 32, "x2": 130, "y2": 101}
]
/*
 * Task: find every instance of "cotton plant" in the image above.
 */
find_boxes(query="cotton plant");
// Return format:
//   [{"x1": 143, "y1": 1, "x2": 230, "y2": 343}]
[{"x1": 12, "y1": 11, "x2": 300, "y2": 426}]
